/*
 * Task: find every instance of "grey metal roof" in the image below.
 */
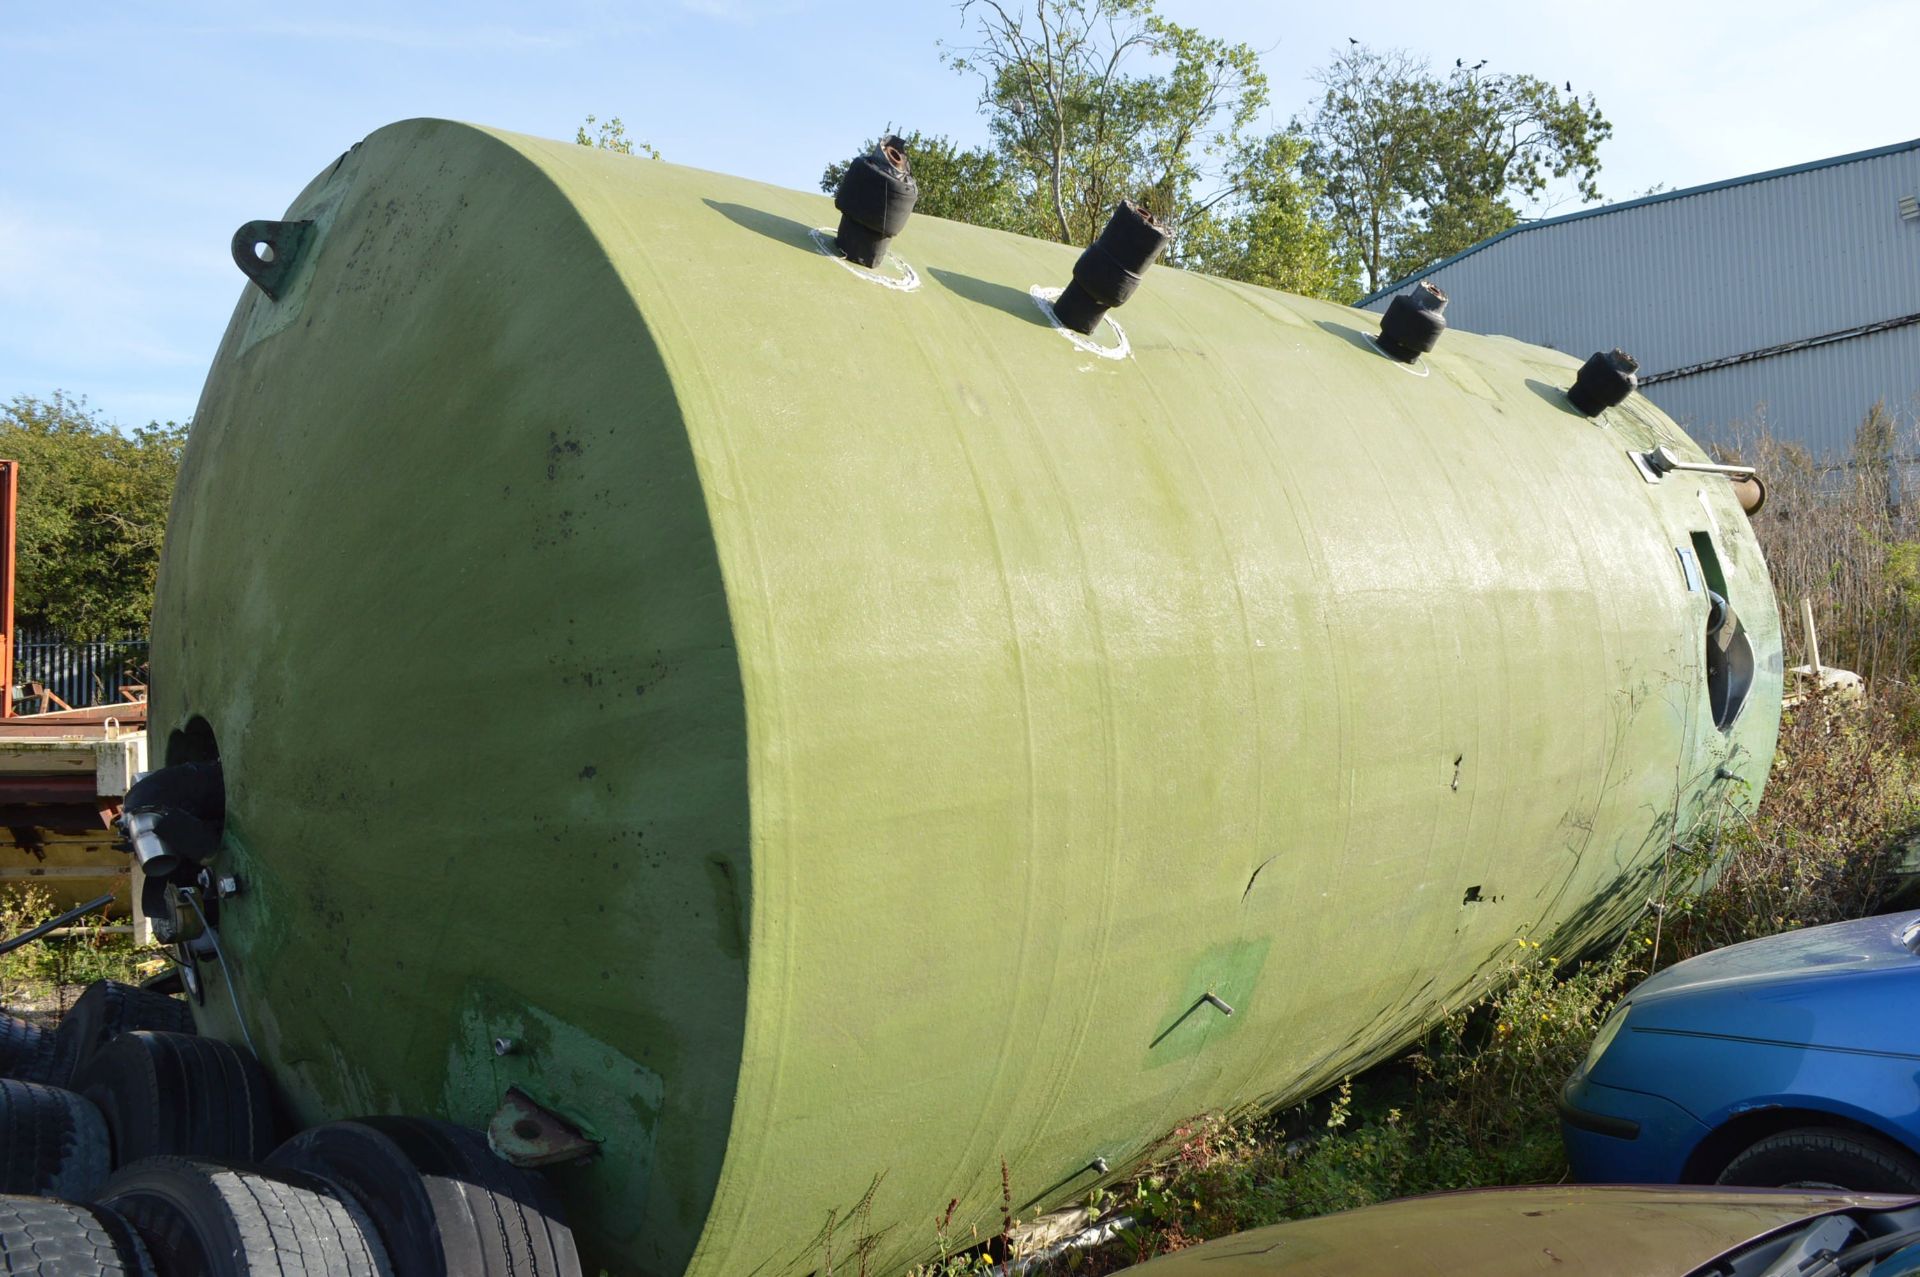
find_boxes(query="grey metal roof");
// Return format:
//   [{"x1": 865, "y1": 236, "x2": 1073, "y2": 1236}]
[
  {"x1": 1357, "y1": 135, "x2": 1920, "y2": 306},
  {"x1": 1348, "y1": 136, "x2": 1920, "y2": 455}
]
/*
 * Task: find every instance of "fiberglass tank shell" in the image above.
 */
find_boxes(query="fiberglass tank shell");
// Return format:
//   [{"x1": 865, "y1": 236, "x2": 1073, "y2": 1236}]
[{"x1": 151, "y1": 120, "x2": 1783, "y2": 1277}]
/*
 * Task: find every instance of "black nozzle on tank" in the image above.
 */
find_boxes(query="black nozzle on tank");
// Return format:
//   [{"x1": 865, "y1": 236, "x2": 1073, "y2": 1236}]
[
  {"x1": 1052, "y1": 200, "x2": 1168, "y2": 335},
  {"x1": 120, "y1": 761, "x2": 225, "y2": 881},
  {"x1": 1376, "y1": 280, "x2": 1448, "y2": 361},
  {"x1": 1567, "y1": 348, "x2": 1640, "y2": 416},
  {"x1": 833, "y1": 136, "x2": 918, "y2": 267}
]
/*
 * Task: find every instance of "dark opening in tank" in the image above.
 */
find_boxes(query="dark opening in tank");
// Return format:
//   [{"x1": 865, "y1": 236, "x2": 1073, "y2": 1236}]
[
  {"x1": 1691, "y1": 533, "x2": 1755, "y2": 732},
  {"x1": 166, "y1": 715, "x2": 221, "y2": 767}
]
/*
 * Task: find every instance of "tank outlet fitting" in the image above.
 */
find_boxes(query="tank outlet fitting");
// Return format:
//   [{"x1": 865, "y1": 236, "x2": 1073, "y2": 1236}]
[
  {"x1": 1567, "y1": 348, "x2": 1640, "y2": 416},
  {"x1": 1729, "y1": 472, "x2": 1767, "y2": 515},
  {"x1": 231, "y1": 220, "x2": 316, "y2": 301},
  {"x1": 1376, "y1": 280, "x2": 1448, "y2": 361},
  {"x1": 1052, "y1": 200, "x2": 1168, "y2": 335},
  {"x1": 120, "y1": 761, "x2": 226, "y2": 881},
  {"x1": 833, "y1": 136, "x2": 918, "y2": 267}
]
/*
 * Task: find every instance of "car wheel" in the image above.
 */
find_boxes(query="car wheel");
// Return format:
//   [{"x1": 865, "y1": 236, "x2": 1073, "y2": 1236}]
[{"x1": 1717, "y1": 1126, "x2": 1920, "y2": 1193}]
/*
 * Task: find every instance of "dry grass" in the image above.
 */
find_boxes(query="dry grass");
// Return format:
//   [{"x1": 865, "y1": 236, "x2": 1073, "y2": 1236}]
[
  {"x1": 1661, "y1": 683, "x2": 1920, "y2": 964},
  {"x1": 1715, "y1": 402, "x2": 1920, "y2": 687}
]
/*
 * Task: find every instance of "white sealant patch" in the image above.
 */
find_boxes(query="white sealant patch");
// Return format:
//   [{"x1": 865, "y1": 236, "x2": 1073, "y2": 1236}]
[
  {"x1": 1367, "y1": 334, "x2": 1430, "y2": 377},
  {"x1": 810, "y1": 228, "x2": 921, "y2": 291},
  {"x1": 1030, "y1": 286, "x2": 1131, "y2": 360}
]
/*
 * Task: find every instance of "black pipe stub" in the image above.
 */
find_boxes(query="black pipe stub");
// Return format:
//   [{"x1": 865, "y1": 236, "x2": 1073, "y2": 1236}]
[
  {"x1": 833, "y1": 136, "x2": 918, "y2": 267},
  {"x1": 1051, "y1": 200, "x2": 1168, "y2": 336},
  {"x1": 1567, "y1": 348, "x2": 1640, "y2": 416},
  {"x1": 1376, "y1": 280, "x2": 1448, "y2": 362},
  {"x1": 231, "y1": 220, "x2": 316, "y2": 301}
]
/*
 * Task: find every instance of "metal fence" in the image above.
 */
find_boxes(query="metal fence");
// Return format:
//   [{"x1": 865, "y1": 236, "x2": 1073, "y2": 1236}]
[{"x1": 11, "y1": 627, "x2": 149, "y2": 710}]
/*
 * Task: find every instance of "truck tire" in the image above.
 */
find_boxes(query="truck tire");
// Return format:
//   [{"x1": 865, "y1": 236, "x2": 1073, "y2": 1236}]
[
  {"x1": 0, "y1": 1018, "x2": 48, "y2": 1083},
  {"x1": 0, "y1": 1194, "x2": 155, "y2": 1275},
  {"x1": 94, "y1": 1156, "x2": 385, "y2": 1276},
  {"x1": 1718, "y1": 1125, "x2": 1920, "y2": 1193},
  {"x1": 0, "y1": 1080, "x2": 110, "y2": 1198},
  {"x1": 48, "y1": 983, "x2": 194, "y2": 1085},
  {"x1": 72, "y1": 1033, "x2": 274, "y2": 1168},
  {"x1": 0, "y1": 1013, "x2": 56, "y2": 1083},
  {"x1": 271, "y1": 1117, "x2": 581, "y2": 1276}
]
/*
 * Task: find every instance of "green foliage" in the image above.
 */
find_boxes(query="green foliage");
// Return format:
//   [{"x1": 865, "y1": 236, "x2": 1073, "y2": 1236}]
[
  {"x1": 1387, "y1": 65, "x2": 1610, "y2": 279},
  {"x1": 0, "y1": 393, "x2": 186, "y2": 640},
  {"x1": 1298, "y1": 46, "x2": 1431, "y2": 299},
  {"x1": 574, "y1": 115, "x2": 660, "y2": 160},
  {"x1": 1304, "y1": 46, "x2": 1611, "y2": 294},
  {"x1": 0, "y1": 885, "x2": 160, "y2": 1013},
  {"x1": 1180, "y1": 131, "x2": 1356, "y2": 299},
  {"x1": 891, "y1": 13, "x2": 1610, "y2": 301},
  {"x1": 940, "y1": 0, "x2": 1269, "y2": 252}
]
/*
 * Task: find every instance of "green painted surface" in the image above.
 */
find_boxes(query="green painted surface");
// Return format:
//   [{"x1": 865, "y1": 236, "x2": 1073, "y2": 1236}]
[{"x1": 150, "y1": 119, "x2": 1783, "y2": 1277}]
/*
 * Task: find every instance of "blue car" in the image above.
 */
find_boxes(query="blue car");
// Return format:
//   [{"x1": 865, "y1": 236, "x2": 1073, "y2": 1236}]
[{"x1": 1562, "y1": 909, "x2": 1920, "y2": 1191}]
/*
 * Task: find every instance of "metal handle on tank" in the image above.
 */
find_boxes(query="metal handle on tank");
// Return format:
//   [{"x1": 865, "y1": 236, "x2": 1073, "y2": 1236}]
[{"x1": 1644, "y1": 446, "x2": 1758, "y2": 479}]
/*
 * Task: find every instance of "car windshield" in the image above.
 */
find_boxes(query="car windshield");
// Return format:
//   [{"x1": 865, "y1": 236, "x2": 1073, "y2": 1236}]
[{"x1": 1695, "y1": 1201, "x2": 1920, "y2": 1276}]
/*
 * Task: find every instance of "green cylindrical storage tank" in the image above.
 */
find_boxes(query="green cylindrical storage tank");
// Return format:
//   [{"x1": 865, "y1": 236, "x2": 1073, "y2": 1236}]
[{"x1": 151, "y1": 119, "x2": 1782, "y2": 1277}]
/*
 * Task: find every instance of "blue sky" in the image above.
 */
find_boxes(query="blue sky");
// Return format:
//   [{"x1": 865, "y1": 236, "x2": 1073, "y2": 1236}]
[{"x1": 3, "y1": 0, "x2": 1915, "y2": 429}]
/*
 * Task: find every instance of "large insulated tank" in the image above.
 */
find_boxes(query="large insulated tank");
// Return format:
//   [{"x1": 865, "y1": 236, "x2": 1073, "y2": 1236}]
[{"x1": 149, "y1": 119, "x2": 1783, "y2": 1276}]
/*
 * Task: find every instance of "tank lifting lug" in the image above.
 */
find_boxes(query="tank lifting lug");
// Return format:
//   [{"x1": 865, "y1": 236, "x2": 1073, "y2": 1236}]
[
  {"x1": 488, "y1": 1086, "x2": 601, "y2": 1168},
  {"x1": 231, "y1": 219, "x2": 316, "y2": 300}
]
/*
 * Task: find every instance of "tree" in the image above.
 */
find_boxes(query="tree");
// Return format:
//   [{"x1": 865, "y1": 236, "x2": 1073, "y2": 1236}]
[
  {"x1": 1180, "y1": 130, "x2": 1356, "y2": 299},
  {"x1": 1301, "y1": 46, "x2": 1445, "y2": 297},
  {"x1": 819, "y1": 130, "x2": 1029, "y2": 233},
  {"x1": 0, "y1": 394, "x2": 186, "y2": 639},
  {"x1": 1304, "y1": 45, "x2": 1610, "y2": 295},
  {"x1": 574, "y1": 115, "x2": 659, "y2": 160},
  {"x1": 941, "y1": 0, "x2": 1268, "y2": 252},
  {"x1": 1388, "y1": 65, "x2": 1610, "y2": 278}
]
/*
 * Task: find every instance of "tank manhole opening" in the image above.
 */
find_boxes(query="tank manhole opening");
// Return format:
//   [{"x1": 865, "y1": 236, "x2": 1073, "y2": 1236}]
[{"x1": 166, "y1": 715, "x2": 220, "y2": 767}]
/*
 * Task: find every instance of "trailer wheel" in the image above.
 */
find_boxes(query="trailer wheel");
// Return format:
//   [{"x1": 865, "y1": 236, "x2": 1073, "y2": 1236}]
[
  {"x1": 93, "y1": 1156, "x2": 385, "y2": 1276},
  {"x1": 49, "y1": 982, "x2": 194, "y2": 1085},
  {"x1": 0, "y1": 1079, "x2": 111, "y2": 1198},
  {"x1": 73, "y1": 1032, "x2": 275, "y2": 1168},
  {"x1": 0, "y1": 1017, "x2": 57, "y2": 1086},
  {"x1": 0, "y1": 1194, "x2": 155, "y2": 1275},
  {"x1": 270, "y1": 1117, "x2": 582, "y2": 1276}
]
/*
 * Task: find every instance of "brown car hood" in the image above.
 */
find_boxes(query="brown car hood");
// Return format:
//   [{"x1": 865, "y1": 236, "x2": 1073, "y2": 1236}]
[{"x1": 1125, "y1": 1185, "x2": 1918, "y2": 1277}]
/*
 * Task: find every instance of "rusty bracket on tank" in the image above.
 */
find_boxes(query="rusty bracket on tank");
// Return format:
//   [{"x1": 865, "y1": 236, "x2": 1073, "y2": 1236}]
[{"x1": 487, "y1": 1086, "x2": 602, "y2": 1167}]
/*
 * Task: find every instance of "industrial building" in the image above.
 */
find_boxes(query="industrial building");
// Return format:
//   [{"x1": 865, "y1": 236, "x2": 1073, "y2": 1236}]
[{"x1": 1359, "y1": 138, "x2": 1920, "y2": 461}]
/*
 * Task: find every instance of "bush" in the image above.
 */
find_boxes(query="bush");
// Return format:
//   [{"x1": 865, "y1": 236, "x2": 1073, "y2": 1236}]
[{"x1": 0, "y1": 886, "x2": 161, "y2": 1019}]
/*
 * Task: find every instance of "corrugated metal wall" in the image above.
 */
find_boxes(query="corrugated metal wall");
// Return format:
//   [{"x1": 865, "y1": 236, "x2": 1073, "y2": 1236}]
[{"x1": 1359, "y1": 141, "x2": 1920, "y2": 457}]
